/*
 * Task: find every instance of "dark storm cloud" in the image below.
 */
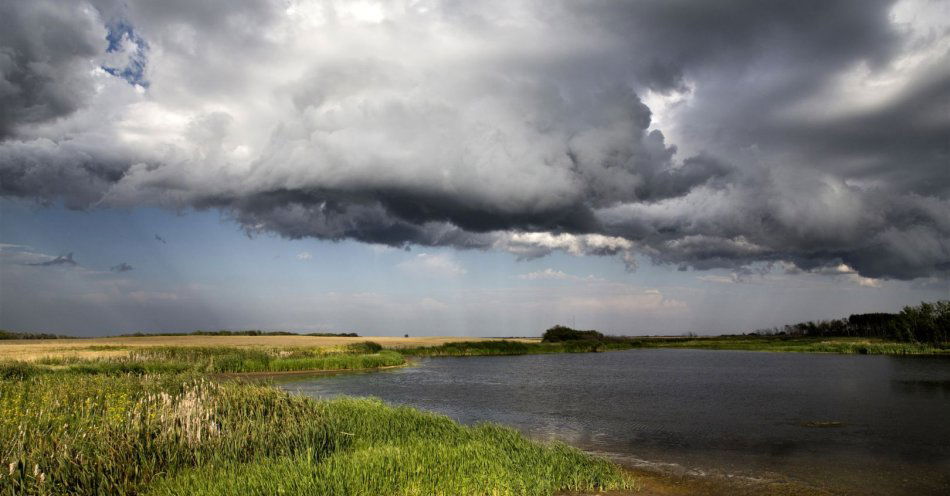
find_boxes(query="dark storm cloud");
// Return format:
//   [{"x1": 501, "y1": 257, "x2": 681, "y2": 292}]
[
  {"x1": 0, "y1": 138, "x2": 134, "y2": 209},
  {"x1": 0, "y1": 0, "x2": 947, "y2": 280},
  {"x1": 749, "y1": 71, "x2": 950, "y2": 197},
  {"x1": 27, "y1": 253, "x2": 77, "y2": 267},
  {"x1": 0, "y1": 0, "x2": 105, "y2": 138},
  {"x1": 565, "y1": 0, "x2": 899, "y2": 91}
]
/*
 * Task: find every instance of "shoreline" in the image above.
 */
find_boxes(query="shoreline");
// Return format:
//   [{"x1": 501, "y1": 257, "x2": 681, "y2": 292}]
[
  {"x1": 585, "y1": 453, "x2": 831, "y2": 496},
  {"x1": 268, "y1": 360, "x2": 832, "y2": 496},
  {"x1": 214, "y1": 361, "x2": 412, "y2": 379},
  {"x1": 2, "y1": 335, "x2": 946, "y2": 363},
  {"x1": 600, "y1": 467, "x2": 830, "y2": 496}
]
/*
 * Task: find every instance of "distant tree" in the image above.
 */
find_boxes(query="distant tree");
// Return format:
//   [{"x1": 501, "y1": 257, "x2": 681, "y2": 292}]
[
  {"x1": 848, "y1": 313, "x2": 899, "y2": 338},
  {"x1": 890, "y1": 301, "x2": 950, "y2": 343},
  {"x1": 761, "y1": 300, "x2": 948, "y2": 343},
  {"x1": 0, "y1": 330, "x2": 75, "y2": 340},
  {"x1": 541, "y1": 325, "x2": 605, "y2": 342}
]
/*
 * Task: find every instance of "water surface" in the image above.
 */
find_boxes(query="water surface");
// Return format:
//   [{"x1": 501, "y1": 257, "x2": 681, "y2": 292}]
[{"x1": 285, "y1": 349, "x2": 950, "y2": 495}]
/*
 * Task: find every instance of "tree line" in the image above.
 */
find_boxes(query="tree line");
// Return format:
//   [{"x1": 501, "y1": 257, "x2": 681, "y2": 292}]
[
  {"x1": 0, "y1": 330, "x2": 76, "y2": 340},
  {"x1": 750, "y1": 301, "x2": 948, "y2": 343}
]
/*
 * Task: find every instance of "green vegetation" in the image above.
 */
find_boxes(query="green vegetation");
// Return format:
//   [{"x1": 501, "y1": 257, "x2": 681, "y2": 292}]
[
  {"x1": 145, "y1": 398, "x2": 628, "y2": 496},
  {"x1": 4, "y1": 345, "x2": 405, "y2": 377},
  {"x1": 3, "y1": 302, "x2": 944, "y2": 494},
  {"x1": 117, "y1": 330, "x2": 359, "y2": 337},
  {"x1": 618, "y1": 336, "x2": 949, "y2": 355},
  {"x1": 0, "y1": 329, "x2": 77, "y2": 340},
  {"x1": 400, "y1": 333, "x2": 948, "y2": 359},
  {"x1": 541, "y1": 325, "x2": 606, "y2": 342},
  {"x1": 0, "y1": 371, "x2": 631, "y2": 495},
  {"x1": 1, "y1": 375, "x2": 333, "y2": 495},
  {"x1": 752, "y1": 300, "x2": 949, "y2": 344}
]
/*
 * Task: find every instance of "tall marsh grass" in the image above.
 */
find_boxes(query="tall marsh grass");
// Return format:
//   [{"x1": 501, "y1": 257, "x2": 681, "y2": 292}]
[
  {"x1": 0, "y1": 374, "x2": 336, "y2": 495},
  {"x1": 128, "y1": 345, "x2": 405, "y2": 373},
  {"x1": 0, "y1": 375, "x2": 631, "y2": 496},
  {"x1": 5, "y1": 344, "x2": 405, "y2": 378},
  {"x1": 146, "y1": 397, "x2": 631, "y2": 496}
]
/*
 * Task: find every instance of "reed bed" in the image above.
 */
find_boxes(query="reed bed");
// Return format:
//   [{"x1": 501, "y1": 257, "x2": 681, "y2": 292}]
[
  {"x1": 0, "y1": 336, "x2": 530, "y2": 362},
  {"x1": 0, "y1": 374, "x2": 336, "y2": 496},
  {"x1": 125, "y1": 343, "x2": 403, "y2": 373},
  {"x1": 2, "y1": 343, "x2": 404, "y2": 378},
  {"x1": 0, "y1": 374, "x2": 632, "y2": 496},
  {"x1": 145, "y1": 397, "x2": 631, "y2": 496}
]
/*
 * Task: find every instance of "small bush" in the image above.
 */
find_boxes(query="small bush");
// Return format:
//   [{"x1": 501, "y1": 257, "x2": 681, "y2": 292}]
[
  {"x1": 345, "y1": 341, "x2": 383, "y2": 354},
  {"x1": 541, "y1": 325, "x2": 605, "y2": 342}
]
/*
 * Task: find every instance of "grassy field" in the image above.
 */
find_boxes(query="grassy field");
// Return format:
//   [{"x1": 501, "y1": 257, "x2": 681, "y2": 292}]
[
  {"x1": 3, "y1": 333, "x2": 945, "y2": 367},
  {"x1": 617, "y1": 335, "x2": 950, "y2": 355},
  {"x1": 0, "y1": 370, "x2": 632, "y2": 495},
  {"x1": 0, "y1": 337, "x2": 633, "y2": 496},
  {"x1": 0, "y1": 335, "x2": 539, "y2": 362},
  {"x1": 3, "y1": 347, "x2": 407, "y2": 380}
]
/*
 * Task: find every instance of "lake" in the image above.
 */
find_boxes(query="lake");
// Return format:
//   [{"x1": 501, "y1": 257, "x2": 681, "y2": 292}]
[{"x1": 283, "y1": 349, "x2": 950, "y2": 495}]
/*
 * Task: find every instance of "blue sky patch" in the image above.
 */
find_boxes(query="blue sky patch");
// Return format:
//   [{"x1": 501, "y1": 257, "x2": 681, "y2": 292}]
[{"x1": 102, "y1": 19, "x2": 149, "y2": 87}]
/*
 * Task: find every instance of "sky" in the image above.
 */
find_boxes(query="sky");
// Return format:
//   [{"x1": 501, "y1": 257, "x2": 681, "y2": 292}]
[{"x1": 0, "y1": 0, "x2": 948, "y2": 337}]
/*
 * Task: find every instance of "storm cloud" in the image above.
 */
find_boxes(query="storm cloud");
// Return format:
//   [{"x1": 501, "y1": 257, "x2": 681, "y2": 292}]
[{"x1": 0, "y1": 0, "x2": 947, "y2": 280}]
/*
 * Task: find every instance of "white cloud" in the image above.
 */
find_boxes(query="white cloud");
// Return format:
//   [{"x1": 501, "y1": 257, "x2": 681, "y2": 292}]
[
  {"x1": 698, "y1": 263, "x2": 883, "y2": 288},
  {"x1": 518, "y1": 268, "x2": 570, "y2": 280},
  {"x1": 296, "y1": 251, "x2": 313, "y2": 260},
  {"x1": 517, "y1": 268, "x2": 605, "y2": 283},
  {"x1": 397, "y1": 252, "x2": 467, "y2": 277},
  {"x1": 562, "y1": 289, "x2": 687, "y2": 313},
  {"x1": 815, "y1": 264, "x2": 882, "y2": 288},
  {"x1": 697, "y1": 274, "x2": 741, "y2": 284}
]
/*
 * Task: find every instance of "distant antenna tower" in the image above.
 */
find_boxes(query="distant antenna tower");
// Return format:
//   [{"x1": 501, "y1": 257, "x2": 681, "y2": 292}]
[{"x1": 572, "y1": 315, "x2": 576, "y2": 328}]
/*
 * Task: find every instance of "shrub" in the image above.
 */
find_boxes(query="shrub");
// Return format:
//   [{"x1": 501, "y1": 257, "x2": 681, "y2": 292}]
[
  {"x1": 345, "y1": 341, "x2": 383, "y2": 354},
  {"x1": 541, "y1": 325, "x2": 605, "y2": 342}
]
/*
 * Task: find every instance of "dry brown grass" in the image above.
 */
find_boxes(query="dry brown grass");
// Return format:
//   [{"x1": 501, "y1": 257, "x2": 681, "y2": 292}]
[{"x1": 0, "y1": 335, "x2": 539, "y2": 362}]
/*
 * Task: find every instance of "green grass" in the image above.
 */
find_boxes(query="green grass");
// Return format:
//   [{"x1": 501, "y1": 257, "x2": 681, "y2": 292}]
[
  {"x1": 145, "y1": 397, "x2": 630, "y2": 496},
  {"x1": 126, "y1": 345, "x2": 405, "y2": 373},
  {"x1": 0, "y1": 374, "x2": 632, "y2": 496},
  {"x1": 6, "y1": 344, "x2": 405, "y2": 378},
  {"x1": 616, "y1": 336, "x2": 950, "y2": 355},
  {"x1": 0, "y1": 374, "x2": 337, "y2": 496}
]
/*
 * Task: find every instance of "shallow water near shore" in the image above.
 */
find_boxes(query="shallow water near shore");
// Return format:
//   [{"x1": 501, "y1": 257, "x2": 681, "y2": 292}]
[{"x1": 284, "y1": 349, "x2": 950, "y2": 495}]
